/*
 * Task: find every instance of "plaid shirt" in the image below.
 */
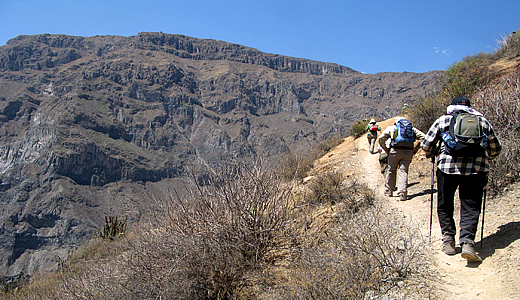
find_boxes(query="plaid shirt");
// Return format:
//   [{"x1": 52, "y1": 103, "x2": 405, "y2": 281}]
[{"x1": 421, "y1": 114, "x2": 502, "y2": 175}]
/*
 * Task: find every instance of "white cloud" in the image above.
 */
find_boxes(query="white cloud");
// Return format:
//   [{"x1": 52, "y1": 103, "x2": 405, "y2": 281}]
[{"x1": 434, "y1": 47, "x2": 450, "y2": 56}]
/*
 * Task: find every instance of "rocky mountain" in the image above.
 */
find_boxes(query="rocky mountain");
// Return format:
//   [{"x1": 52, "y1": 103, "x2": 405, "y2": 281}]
[{"x1": 0, "y1": 32, "x2": 443, "y2": 277}]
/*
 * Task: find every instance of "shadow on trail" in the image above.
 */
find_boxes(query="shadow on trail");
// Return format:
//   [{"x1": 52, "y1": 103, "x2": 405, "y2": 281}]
[
  {"x1": 478, "y1": 221, "x2": 520, "y2": 260},
  {"x1": 407, "y1": 185, "x2": 437, "y2": 200}
]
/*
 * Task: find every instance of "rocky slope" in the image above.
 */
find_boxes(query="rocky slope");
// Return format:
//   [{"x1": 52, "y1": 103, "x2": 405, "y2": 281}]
[{"x1": 0, "y1": 32, "x2": 443, "y2": 277}]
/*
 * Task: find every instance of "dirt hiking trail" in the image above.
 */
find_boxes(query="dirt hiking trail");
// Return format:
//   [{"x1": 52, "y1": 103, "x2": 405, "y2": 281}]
[{"x1": 313, "y1": 118, "x2": 520, "y2": 299}]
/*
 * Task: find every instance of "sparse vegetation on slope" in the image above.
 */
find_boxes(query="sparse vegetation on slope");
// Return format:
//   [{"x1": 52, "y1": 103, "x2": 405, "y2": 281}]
[
  {"x1": 2, "y1": 142, "x2": 428, "y2": 299},
  {"x1": 408, "y1": 29, "x2": 520, "y2": 194}
]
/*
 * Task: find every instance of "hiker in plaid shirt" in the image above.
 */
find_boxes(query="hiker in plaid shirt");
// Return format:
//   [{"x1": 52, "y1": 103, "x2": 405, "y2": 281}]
[{"x1": 421, "y1": 96, "x2": 501, "y2": 262}]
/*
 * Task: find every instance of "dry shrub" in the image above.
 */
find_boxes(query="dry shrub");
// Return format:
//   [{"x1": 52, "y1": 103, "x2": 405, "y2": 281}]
[
  {"x1": 316, "y1": 134, "x2": 343, "y2": 154},
  {"x1": 11, "y1": 161, "x2": 300, "y2": 300},
  {"x1": 305, "y1": 170, "x2": 345, "y2": 205},
  {"x1": 492, "y1": 30, "x2": 520, "y2": 59},
  {"x1": 277, "y1": 149, "x2": 318, "y2": 181},
  {"x1": 119, "y1": 161, "x2": 299, "y2": 299},
  {"x1": 473, "y1": 74, "x2": 520, "y2": 193},
  {"x1": 57, "y1": 262, "x2": 129, "y2": 300},
  {"x1": 305, "y1": 171, "x2": 375, "y2": 211},
  {"x1": 0, "y1": 238, "x2": 131, "y2": 300},
  {"x1": 5, "y1": 163, "x2": 430, "y2": 300},
  {"x1": 270, "y1": 205, "x2": 430, "y2": 299},
  {"x1": 277, "y1": 135, "x2": 343, "y2": 181}
]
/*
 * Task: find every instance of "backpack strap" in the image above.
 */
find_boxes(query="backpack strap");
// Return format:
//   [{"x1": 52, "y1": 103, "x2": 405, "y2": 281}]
[{"x1": 448, "y1": 112, "x2": 459, "y2": 137}]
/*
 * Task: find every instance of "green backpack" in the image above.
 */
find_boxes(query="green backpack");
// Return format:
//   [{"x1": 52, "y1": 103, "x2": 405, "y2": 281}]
[{"x1": 442, "y1": 112, "x2": 488, "y2": 157}]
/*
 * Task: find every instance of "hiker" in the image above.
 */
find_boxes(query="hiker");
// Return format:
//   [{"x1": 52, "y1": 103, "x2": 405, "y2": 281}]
[
  {"x1": 421, "y1": 96, "x2": 501, "y2": 262},
  {"x1": 379, "y1": 117, "x2": 426, "y2": 201},
  {"x1": 366, "y1": 119, "x2": 382, "y2": 154}
]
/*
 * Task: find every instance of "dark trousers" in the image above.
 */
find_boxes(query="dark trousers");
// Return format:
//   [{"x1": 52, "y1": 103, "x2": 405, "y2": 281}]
[{"x1": 437, "y1": 170, "x2": 488, "y2": 245}]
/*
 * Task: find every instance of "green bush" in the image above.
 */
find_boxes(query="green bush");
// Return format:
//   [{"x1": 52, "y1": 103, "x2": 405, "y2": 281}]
[
  {"x1": 440, "y1": 55, "x2": 487, "y2": 99},
  {"x1": 407, "y1": 95, "x2": 447, "y2": 133},
  {"x1": 350, "y1": 119, "x2": 368, "y2": 138}
]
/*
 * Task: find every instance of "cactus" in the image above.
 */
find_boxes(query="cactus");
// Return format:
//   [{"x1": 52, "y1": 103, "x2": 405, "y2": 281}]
[{"x1": 99, "y1": 215, "x2": 128, "y2": 240}]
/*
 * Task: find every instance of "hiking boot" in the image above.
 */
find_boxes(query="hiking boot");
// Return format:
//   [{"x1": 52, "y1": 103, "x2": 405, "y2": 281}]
[
  {"x1": 461, "y1": 243, "x2": 482, "y2": 262},
  {"x1": 398, "y1": 192, "x2": 407, "y2": 201},
  {"x1": 442, "y1": 241, "x2": 456, "y2": 255},
  {"x1": 384, "y1": 190, "x2": 393, "y2": 197}
]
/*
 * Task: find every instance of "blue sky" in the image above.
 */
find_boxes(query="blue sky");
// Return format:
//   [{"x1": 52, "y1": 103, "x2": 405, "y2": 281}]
[{"x1": 0, "y1": 0, "x2": 518, "y2": 74}]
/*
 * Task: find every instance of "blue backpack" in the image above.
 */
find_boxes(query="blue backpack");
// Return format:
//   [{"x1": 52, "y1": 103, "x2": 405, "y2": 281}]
[{"x1": 391, "y1": 118, "x2": 415, "y2": 149}]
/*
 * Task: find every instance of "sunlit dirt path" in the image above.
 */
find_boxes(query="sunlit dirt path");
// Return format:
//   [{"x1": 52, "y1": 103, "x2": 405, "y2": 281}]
[{"x1": 313, "y1": 117, "x2": 517, "y2": 299}]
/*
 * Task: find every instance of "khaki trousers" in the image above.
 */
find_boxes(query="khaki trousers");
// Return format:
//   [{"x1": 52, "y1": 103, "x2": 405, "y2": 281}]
[
  {"x1": 385, "y1": 148, "x2": 414, "y2": 196},
  {"x1": 367, "y1": 134, "x2": 377, "y2": 154}
]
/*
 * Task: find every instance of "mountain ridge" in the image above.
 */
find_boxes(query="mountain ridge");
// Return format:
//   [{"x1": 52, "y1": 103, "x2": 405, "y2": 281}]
[{"x1": 0, "y1": 32, "x2": 443, "y2": 277}]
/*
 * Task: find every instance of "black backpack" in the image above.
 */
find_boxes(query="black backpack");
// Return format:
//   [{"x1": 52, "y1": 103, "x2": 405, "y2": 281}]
[
  {"x1": 442, "y1": 112, "x2": 488, "y2": 157},
  {"x1": 391, "y1": 118, "x2": 415, "y2": 149}
]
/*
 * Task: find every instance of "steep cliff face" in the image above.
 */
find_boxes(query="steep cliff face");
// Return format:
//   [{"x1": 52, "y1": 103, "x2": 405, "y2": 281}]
[{"x1": 0, "y1": 32, "x2": 443, "y2": 277}]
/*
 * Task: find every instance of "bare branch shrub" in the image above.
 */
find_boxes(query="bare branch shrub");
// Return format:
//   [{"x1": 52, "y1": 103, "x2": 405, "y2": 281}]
[
  {"x1": 304, "y1": 172, "x2": 375, "y2": 211},
  {"x1": 277, "y1": 150, "x2": 317, "y2": 181},
  {"x1": 118, "y1": 160, "x2": 300, "y2": 299},
  {"x1": 277, "y1": 135, "x2": 344, "y2": 182},
  {"x1": 12, "y1": 161, "x2": 300, "y2": 300},
  {"x1": 269, "y1": 204, "x2": 431, "y2": 299},
  {"x1": 57, "y1": 262, "x2": 130, "y2": 300},
  {"x1": 473, "y1": 74, "x2": 520, "y2": 193},
  {"x1": 0, "y1": 237, "x2": 133, "y2": 300},
  {"x1": 335, "y1": 205, "x2": 427, "y2": 280},
  {"x1": 316, "y1": 134, "x2": 343, "y2": 154}
]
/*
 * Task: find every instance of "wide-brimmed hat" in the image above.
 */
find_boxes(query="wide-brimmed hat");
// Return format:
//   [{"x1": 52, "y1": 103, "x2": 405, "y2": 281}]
[{"x1": 370, "y1": 119, "x2": 376, "y2": 124}]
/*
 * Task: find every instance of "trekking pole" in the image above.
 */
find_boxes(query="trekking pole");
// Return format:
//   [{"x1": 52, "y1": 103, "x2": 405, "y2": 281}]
[
  {"x1": 429, "y1": 155, "x2": 435, "y2": 244},
  {"x1": 480, "y1": 186, "x2": 487, "y2": 250}
]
